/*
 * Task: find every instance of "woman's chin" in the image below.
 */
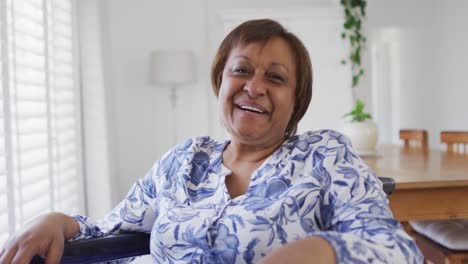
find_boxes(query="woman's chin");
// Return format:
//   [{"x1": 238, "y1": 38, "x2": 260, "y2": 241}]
[{"x1": 231, "y1": 128, "x2": 267, "y2": 142}]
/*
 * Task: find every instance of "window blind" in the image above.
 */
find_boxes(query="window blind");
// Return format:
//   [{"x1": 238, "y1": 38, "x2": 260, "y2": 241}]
[{"x1": 0, "y1": 0, "x2": 84, "y2": 245}]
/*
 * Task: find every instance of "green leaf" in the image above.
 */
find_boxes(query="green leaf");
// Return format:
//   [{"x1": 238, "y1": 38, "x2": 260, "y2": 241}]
[
  {"x1": 345, "y1": 8, "x2": 351, "y2": 17},
  {"x1": 344, "y1": 20, "x2": 352, "y2": 29},
  {"x1": 352, "y1": 76, "x2": 358, "y2": 87},
  {"x1": 344, "y1": 100, "x2": 372, "y2": 122},
  {"x1": 356, "y1": 100, "x2": 364, "y2": 110},
  {"x1": 356, "y1": 20, "x2": 361, "y2": 30}
]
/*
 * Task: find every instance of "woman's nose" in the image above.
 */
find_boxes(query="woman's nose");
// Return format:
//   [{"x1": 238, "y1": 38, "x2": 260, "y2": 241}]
[{"x1": 244, "y1": 75, "x2": 266, "y2": 98}]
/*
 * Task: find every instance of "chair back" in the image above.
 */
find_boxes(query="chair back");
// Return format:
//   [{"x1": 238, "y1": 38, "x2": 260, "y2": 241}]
[
  {"x1": 399, "y1": 129, "x2": 428, "y2": 149},
  {"x1": 440, "y1": 131, "x2": 468, "y2": 154}
]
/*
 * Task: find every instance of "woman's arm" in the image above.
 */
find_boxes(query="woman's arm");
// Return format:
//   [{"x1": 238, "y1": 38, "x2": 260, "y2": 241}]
[
  {"x1": 0, "y1": 159, "x2": 163, "y2": 264},
  {"x1": 259, "y1": 236, "x2": 336, "y2": 264},
  {"x1": 0, "y1": 212, "x2": 79, "y2": 264},
  {"x1": 262, "y1": 131, "x2": 423, "y2": 263},
  {"x1": 71, "y1": 145, "x2": 181, "y2": 240},
  {"x1": 1, "y1": 141, "x2": 184, "y2": 263},
  {"x1": 310, "y1": 132, "x2": 423, "y2": 263}
]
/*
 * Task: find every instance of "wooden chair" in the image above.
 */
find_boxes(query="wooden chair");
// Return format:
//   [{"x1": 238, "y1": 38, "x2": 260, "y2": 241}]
[
  {"x1": 400, "y1": 129, "x2": 428, "y2": 149},
  {"x1": 409, "y1": 131, "x2": 468, "y2": 264},
  {"x1": 441, "y1": 131, "x2": 468, "y2": 154},
  {"x1": 410, "y1": 220, "x2": 468, "y2": 264}
]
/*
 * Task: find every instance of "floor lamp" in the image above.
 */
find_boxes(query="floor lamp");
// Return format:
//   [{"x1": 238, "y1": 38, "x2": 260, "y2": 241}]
[{"x1": 150, "y1": 49, "x2": 196, "y2": 145}]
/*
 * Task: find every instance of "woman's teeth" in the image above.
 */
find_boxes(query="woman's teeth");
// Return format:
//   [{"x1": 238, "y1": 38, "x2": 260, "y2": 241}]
[{"x1": 239, "y1": 105, "x2": 264, "y2": 113}]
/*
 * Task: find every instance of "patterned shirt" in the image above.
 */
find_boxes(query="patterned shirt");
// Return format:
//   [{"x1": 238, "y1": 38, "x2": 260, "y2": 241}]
[{"x1": 72, "y1": 130, "x2": 423, "y2": 263}]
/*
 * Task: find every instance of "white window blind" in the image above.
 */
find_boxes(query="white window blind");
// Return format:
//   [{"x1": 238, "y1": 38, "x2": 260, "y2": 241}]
[{"x1": 0, "y1": 0, "x2": 84, "y2": 245}]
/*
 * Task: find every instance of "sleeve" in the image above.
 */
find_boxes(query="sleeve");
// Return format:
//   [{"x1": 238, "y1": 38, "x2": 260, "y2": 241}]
[
  {"x1": 69, "y1": 145, "x2": 182, "y2": 240},
  {"x1": 312, "y1": 132, "x2": 423, "y2": 263}
]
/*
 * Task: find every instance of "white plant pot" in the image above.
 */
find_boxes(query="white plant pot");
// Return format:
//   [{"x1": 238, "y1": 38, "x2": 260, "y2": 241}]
[{"x1": 342, "y1": 120, "x2": 378, "y2": 153}]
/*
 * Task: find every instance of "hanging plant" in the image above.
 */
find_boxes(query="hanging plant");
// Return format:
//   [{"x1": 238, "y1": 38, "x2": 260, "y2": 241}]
[{"x1": 340, "y1": 0, "x2": 372, "y2": 122}]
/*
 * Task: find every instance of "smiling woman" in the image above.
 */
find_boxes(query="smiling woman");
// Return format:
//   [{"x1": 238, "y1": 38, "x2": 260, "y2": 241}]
[
  {"x1": 211, "y1": 20, "x2": 312, "y2": 140},
  {"x1": 0, "y1": 19, "x2": 422, "y2": 264},
  {"x1": 219, "y1": 37, "x2": 296, "y2": 148}
]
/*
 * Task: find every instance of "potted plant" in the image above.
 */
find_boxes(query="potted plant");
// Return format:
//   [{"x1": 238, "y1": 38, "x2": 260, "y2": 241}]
[{"x1": 339, "y1": 0, "x2": 378, "y2": 153}]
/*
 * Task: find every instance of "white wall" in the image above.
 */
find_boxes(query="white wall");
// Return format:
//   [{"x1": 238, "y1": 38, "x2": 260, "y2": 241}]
[
  {"x1": 101, "y1": 0, "x2": 212, "y2": 201},
  {"x1": 431, "y1": 1, "x2": 468, "y2": 137},
  {"x1": 80, "y1": 0, "x2": 468, "y2": 205},
  {"x1": 77, "y1": 0, "x2": 117, "y2": 219},
  {"x1": 366, "y1": 0, "x2": 468, "y2": 147}
]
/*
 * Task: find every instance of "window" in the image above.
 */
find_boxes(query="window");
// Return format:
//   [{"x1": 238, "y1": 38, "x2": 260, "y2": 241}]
[{"x1": 0, "y1": 0, "x2": 84, "y2": 244}]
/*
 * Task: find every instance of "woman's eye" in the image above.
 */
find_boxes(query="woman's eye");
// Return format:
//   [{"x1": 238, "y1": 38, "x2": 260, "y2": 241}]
[
  {"x1": 268, "y1": 73, "x2": 285, "y2": 83},
  {"x1": 233, "y1": 67, "x2": 249, "y2": 75}
]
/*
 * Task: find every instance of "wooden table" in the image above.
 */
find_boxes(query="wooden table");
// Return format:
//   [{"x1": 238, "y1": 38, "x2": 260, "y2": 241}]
[{"x1": 363, "y1": 145, "x2": 468, "y2": 221}]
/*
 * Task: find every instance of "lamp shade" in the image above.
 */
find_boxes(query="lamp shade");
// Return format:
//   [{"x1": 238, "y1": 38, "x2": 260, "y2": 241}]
[{"x1": 150, "y1": 49, "x2": 196, "y2": 85}]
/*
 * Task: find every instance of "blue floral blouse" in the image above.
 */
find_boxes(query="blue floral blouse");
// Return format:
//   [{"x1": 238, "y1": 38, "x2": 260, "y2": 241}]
[{"x1": 72, "y1": 130, "x2": 423, "y2": 263}]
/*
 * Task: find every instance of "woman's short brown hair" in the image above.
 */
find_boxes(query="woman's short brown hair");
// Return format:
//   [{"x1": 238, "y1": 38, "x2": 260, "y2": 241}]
[{"x1": 211, "y1": 19, "x2": 313, "y2": 137}]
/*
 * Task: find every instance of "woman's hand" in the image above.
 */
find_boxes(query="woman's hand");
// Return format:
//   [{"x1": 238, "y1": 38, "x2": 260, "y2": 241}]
[
  {"x1": 0, "y1": 212, "x2": 79, "y2": 264},
  {"x1": 259, "y1": 236, "x2": 336, "y2": 264}
]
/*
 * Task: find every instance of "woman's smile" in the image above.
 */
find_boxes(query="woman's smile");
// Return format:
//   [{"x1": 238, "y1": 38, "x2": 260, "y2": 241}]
[{"x1": 235, "y1": 100, "x2": 271, "y2": 118}]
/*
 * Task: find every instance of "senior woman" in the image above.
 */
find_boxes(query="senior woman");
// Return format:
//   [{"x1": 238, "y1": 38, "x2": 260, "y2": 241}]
[{"x1": 1, "y1": 19, "x2": 422, "y2": 264}]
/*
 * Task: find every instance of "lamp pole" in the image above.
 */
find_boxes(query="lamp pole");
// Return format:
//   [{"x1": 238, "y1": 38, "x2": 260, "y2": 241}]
[
  {"x1": 149, "y1": 49, "x2": 196, "y2": 146},
  {"x1": 170, "y1": 86, "x2": 178, "y2": 145}
]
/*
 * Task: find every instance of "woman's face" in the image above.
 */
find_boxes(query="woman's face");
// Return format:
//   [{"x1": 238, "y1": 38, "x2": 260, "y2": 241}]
[{"x1": 218, "y1": 37, "x2": 297, "y2": 146}]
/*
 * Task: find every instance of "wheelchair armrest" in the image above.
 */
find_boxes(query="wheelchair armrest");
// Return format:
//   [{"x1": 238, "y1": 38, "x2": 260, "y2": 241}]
[
  {"x1": 378, "y1": 176, "x2": 396, "y2": 195},
  {"x1": 31, "y1": 232, "x2": 150, "y2": 264}
]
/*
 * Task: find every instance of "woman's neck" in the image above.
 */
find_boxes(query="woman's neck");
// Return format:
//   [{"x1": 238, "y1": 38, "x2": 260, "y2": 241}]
[{"x1": 224, "y1": 137, "x2": 284, "y2": 164}]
